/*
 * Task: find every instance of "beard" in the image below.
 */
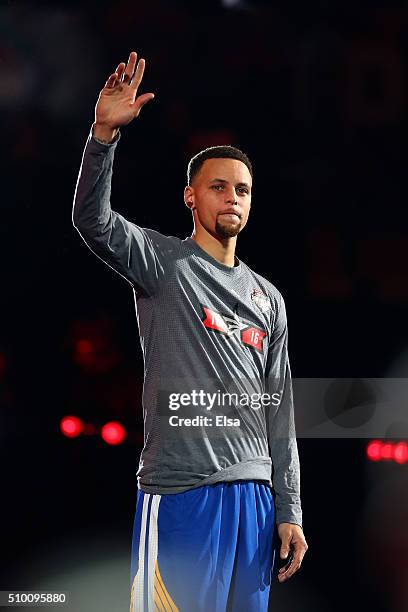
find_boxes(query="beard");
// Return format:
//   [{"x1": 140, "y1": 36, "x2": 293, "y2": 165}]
[{"x1": 215, "y1": 216, "x2": 242, "y2": 238}]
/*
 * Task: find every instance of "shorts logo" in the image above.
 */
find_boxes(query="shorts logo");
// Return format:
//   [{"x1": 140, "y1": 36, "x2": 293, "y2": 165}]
[
  {"x1": 250, "y1": 289, "x2": 271, "y2": 314},
  {"x1": 201, "y1": 306, "x2": 266, "y2": 352}
]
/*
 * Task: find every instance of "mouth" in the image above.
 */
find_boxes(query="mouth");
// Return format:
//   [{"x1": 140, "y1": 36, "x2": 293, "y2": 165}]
[{"x1": 218, "y1": 211, "x2": 241, "y2": 219}]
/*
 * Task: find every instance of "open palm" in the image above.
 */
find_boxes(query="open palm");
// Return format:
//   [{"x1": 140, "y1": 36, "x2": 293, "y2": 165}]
[{"x1": 95, "y1": 51, "x2": 155, "y2": 130}]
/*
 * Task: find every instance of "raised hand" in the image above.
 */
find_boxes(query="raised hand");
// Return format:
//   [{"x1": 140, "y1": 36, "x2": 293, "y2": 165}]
[{"x1": 93, "y1": 51, "x2": 155, "y2": 141}]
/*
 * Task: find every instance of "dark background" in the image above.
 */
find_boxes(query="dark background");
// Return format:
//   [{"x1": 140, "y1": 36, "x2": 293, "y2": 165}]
[{"x1": 1, "y1": 1, "x2": 408, "y2": 610}]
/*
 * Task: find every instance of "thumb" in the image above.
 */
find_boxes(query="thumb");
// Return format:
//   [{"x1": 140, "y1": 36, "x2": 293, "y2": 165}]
[
  {"x1": 280, "y1": 540, "x2": 290, "y2": 559},
  {"x1": 132, "y1": 93, "x2": 155, "y2": 115}
]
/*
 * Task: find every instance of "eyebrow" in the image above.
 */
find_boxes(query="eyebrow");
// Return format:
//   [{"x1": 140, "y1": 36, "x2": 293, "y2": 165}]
[{"x1": 209, "y1": 178, "x2": 251, "y2": 189}]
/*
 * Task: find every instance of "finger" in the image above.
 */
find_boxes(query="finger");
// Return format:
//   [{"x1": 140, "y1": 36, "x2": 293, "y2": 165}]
[
  {"x1": 278, "y1": 555, "x2": 302, "y2": 582},
  {"x1": 115, "y1": 62, "x2": 126, "y2": 82},
  {"x1": 278, "y1": 544, "x2": 307, "y2": 582},
  {"x1": 104, "y1": 73, "x2": 117, "y2": 88},
  {"x1": 123, "y1": 50, "x2": 137, "y2": 84},
  {"x1": 278, "y1": 551, "x2": 294, "y2": 574},
  {"x1": 280, "y1": 541, "x2": 291, "y2": 560},
  {"x1": 130, "y1": 92, "x2": 155, "y2": 115},
  {"x1": 130, "y1": 57, "x2": 146, "y2": 90}
]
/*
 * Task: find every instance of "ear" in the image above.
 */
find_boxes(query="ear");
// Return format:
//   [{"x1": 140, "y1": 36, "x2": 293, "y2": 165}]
[{"x1": 184, "y1": 185, "x2": 195, "y2": 211}]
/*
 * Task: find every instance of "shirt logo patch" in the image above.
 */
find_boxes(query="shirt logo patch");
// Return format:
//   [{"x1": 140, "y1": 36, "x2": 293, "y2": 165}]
[
  {"x1": 202, "y1": 306, "x2": 267, "y2": 352},
  {"x1": 250, "y1": 288, "x2": 271, "y2": 314}
]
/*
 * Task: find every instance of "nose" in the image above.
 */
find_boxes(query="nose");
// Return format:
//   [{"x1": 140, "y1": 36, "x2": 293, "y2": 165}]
[{"x1": 224, "y1": 187, "x2": 238, "y2": 205}]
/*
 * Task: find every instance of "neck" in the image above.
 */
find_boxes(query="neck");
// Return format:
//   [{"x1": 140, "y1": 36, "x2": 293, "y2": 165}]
[{"x1": 191, "y1": 227, "x2": 237, "y2": 267}]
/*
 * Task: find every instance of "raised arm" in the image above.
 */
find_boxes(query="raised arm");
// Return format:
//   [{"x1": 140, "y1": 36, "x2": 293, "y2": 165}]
[{"x1": 72, "y1": 52, "x2": 171, "y2": 294}]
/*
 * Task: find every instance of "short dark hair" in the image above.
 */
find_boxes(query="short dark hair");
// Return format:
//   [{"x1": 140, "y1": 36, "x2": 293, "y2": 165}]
[{"x1": 187, "y1": 145, "x2": 253, "y2": 185}]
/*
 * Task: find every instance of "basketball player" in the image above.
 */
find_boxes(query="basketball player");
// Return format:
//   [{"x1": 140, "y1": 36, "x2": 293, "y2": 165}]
[{"x1": 72, "y1": 50, "x2": 308, "y2": 611}]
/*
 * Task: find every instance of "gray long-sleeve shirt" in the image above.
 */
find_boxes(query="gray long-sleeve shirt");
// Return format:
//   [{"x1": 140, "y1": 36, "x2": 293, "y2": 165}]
[{"x1": 72, "y1": 127, "x2": 302, "y2": 527}]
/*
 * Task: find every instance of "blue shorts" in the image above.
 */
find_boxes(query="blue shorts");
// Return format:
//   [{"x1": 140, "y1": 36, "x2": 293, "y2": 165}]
[{"x1": 130, "y1": 481, "x2": 277, "y2": 611}]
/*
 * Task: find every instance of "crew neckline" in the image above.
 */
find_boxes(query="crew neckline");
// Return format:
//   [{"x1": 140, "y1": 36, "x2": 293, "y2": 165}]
[{"x1": 184, "y1": 237, "x2": 244, "y2": 275}]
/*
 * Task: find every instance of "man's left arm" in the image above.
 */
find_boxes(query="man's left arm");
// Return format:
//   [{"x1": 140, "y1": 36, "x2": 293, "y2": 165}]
[{"x1": 265, "y1": 293, "x2": 308, "y2": 582}]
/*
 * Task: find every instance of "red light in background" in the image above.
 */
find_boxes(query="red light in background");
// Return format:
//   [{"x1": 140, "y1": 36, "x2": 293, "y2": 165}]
[
  {"x1": 101, "y1": 421, "x2": 126, "y2": 446},
  {"x1": 381, "y1": 443, "x2": 393, "y2": 460},
  {"x1": 366, "y1": 440, "x2": 408, "y2": 464},
  {"x1": 366, "y1": 440, "x2": 382, "y2": 461},
  {"x1": 76, "y1": 339, "x2": 93, "y2": 355},
  {"x1": 60, "y1": 415, "x2": 83, "y2": 438},
  {"x1": 59, "y1": 418, "x2": 126, "y2": 444},
  {"x1": 393, "y1": 442, "x2": 408, "y2": 465}
]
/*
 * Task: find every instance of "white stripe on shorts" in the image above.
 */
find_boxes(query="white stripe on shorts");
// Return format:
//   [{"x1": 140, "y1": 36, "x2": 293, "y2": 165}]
[
  {"x1": 147, "y1": 495, "x2": 161, "y2": 612},
  {"x1": 130, "y1": 493, "x2": 150, "y2": 612}
]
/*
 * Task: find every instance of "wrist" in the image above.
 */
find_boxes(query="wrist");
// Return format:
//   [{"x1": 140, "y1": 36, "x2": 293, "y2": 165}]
[{"x1": 92, "y1": 122, "x2": 119, "y2": 144}]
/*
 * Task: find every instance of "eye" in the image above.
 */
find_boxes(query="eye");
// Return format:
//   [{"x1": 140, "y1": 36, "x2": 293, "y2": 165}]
[
  {"x1": 237, "y1": 187, "x2": 249, "y2": 194},
  {"x1": 211, "y1": 185, "x2": 224, "y2": 191}
]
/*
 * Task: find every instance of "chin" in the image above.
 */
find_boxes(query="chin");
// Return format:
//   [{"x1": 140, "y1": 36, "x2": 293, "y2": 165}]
[{"x1": 215, "y1": 220, "x2": 242, "y2": 239}]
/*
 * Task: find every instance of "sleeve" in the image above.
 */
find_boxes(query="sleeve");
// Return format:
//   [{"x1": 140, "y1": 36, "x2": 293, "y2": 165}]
[
  {"x1": 265, "y1": 293, "x2": 303, "y2": 528},
  {"x1": 72, "y1": 126, "x2": 172, "y2": 295}
]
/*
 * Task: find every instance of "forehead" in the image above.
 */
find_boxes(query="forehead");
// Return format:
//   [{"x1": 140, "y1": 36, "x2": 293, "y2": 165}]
[{"x1": 196, "y1": 157, "x2": 252, "y2": 185}]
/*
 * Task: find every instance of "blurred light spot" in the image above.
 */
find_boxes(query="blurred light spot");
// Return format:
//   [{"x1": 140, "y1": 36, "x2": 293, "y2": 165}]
[
  {"x1": 381, "y1": 443, "x2": 393, "y2": 460},
  {"x1": 393, "y1": 442, "x2": 408, "y2": 464},
  {"x1": 101, "y1": 421, "x2": 126, "y2": 446},
  {"x1": 367, "y1": 440, "x2": 382, "y2": 461},
  {"x1": 76, "y1": 339, "x2": 93, "y2": 355},
  {"x1": 60, "y1": 415, "x2": 83, "y2": 438},
  {"x1": 367, "y1": 440, "x2": 408, "y2": 464},
  {"x1": 221, "y1": 0, "x2": 249, "y2": 8}
]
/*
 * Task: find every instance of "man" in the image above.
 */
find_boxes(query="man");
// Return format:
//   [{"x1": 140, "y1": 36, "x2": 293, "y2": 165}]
[{"x1": 72, "y1": 50, "x2": 308, "y2": 611}]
